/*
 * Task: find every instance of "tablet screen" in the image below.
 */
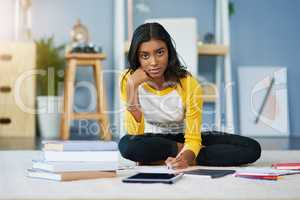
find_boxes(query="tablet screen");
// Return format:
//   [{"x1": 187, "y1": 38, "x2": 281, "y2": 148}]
[
  {"x1": 128, "y1": 173, "x2": 176, "y2": 180},
  {"x1": 123, "y1": 172, "x2": 183, "y2": 184}
]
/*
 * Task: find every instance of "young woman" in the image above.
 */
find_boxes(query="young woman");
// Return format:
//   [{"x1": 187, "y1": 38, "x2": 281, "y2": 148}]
[{"x1": 118, "y1": 22, "x2": 261, "y2": 169}]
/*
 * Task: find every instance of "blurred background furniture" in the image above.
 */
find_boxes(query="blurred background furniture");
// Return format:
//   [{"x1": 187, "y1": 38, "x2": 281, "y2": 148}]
[
  {"x1": 60, "y1": 53, "x2": 112, "y2": 140},
  {"x1": 0, "y1": 42, "x2": 36, "y2": 138}
]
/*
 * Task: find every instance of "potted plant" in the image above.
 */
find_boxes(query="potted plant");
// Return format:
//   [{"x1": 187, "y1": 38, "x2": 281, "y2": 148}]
[{"x1": 36, "y1": 37, "x2": 65, "y2": 139}]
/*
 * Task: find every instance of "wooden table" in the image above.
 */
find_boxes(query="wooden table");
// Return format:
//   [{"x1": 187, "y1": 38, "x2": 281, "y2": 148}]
[{"x1": 1, "y1": 150, "x2": 300, "y2": 200}]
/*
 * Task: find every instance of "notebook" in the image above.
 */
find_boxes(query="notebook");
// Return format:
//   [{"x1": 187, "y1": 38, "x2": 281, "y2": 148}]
[
  {"x1": 235, "y1": 167, "x2": 300, "y2": 177},
  {"x1": 184, "y1": 169, "x2": 236, "y2": 178},
  {"x1": 272, "y1": 163, "x2": 300, "y2": 170}
]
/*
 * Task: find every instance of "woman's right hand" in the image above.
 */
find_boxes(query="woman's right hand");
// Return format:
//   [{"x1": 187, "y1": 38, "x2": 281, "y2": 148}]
[{"x1": 127, "y1": 68, "x2": 151, "y2": 87}]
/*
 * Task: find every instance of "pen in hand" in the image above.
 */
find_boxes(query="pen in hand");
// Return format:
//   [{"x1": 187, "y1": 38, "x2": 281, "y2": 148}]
[{"x1": 166, "y1": 152, "x2": 183, "y2": 169}]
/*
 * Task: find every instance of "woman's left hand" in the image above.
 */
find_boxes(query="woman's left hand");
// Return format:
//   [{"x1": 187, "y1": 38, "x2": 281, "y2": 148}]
[{"x1": 165, "y1": 150, "x2": 195, "y2": 170}]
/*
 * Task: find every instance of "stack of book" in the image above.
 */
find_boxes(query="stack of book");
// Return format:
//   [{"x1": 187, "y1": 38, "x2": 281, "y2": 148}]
[
  {"x1": 27, "y1": 140, "x2": 119, "y2": 181},
  {"x1": 234, "y1": 167, "x2": 300, "y2": 181}
]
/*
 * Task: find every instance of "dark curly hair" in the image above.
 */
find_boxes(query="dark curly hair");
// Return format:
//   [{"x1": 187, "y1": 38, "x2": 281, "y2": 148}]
[{"x1": 123, "y1": 22, "x2": 189, "y2": 83}]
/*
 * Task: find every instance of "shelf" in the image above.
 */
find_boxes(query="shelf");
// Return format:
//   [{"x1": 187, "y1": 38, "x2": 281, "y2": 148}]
[
  {"x1": 202, "y1": 83, "x2": 217, "y2": 103},
  {"x1": 124, "y1": 41, "x2": 228, "y2": 56},
  {"x1": 65, "y1": 53, "x2": 107, "y2": 60},
  {"x1": 197, "y1": 42, "x2": 228, "y2": 56},
  {"x1": 124, "y1": 41, "x2": 131, "y2": 53}
]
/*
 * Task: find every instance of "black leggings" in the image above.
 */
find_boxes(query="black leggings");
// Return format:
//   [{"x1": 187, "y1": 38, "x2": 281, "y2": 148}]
[{"x1": 118, "y1": 131, "x2": 261, "y2": 166}]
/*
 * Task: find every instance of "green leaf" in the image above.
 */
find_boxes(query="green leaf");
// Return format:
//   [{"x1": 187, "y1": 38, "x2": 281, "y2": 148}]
[{"x1": 35, "y1": 36, "x2": 66, "y2": 96}]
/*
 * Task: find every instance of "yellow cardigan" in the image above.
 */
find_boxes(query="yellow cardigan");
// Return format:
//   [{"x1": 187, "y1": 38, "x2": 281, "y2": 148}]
[{"x1": 120, "y1": 71, "x2": 203, "y2": 157}]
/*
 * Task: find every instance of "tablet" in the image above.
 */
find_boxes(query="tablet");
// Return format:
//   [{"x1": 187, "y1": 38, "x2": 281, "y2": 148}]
[{"x1": 122, "y1": 173, "x2": 183, "y2": 184}]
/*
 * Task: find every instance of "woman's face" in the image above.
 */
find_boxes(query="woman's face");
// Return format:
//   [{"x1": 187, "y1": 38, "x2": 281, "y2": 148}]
[{"x1": 138, "y1": 39, "x2": 169, "y2": 79}]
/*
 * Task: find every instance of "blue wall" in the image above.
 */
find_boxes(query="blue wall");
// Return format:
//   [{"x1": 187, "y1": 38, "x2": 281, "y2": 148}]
[{"x1": 230, "y1": 0, "x2": 300, "y2": 136}]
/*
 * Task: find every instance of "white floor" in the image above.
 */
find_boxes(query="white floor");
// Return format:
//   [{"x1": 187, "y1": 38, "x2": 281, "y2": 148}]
[{"x1": 1, "y1": 150, "x2": 300, "y2": 200}]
